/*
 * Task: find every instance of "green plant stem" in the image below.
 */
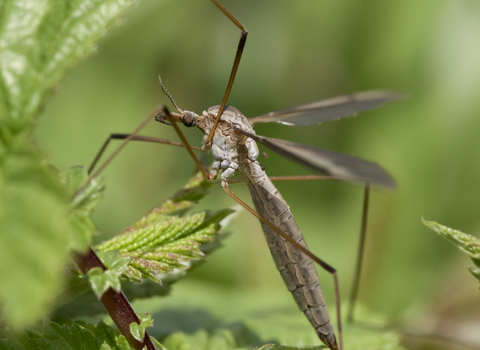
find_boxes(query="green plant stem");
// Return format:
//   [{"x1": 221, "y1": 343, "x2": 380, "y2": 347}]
[{"x1": 74, "y1": 248, "x2": 156, "y2": 350}]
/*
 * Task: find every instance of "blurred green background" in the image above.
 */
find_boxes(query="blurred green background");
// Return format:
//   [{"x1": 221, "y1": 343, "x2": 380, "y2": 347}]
[{"x1": 34, "y1": 0, "x2": 480, "y2": 346}]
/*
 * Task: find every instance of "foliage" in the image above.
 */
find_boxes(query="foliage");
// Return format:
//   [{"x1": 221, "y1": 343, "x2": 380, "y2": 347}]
[
  {"x1": 95, "y1": 173, "x2": 231, "y2": 284},
  {"x1": 129, "y1": 313, "x2": 153, "y2": 342},
  {"x1": 64, "y1": 166, "x2": 106, "y2": 252},
  {"x1": 2, "y1": 0, "x2": 476, "y2": 348},
  {"x1": 52, "y1": 172, "x2": 231, "y2": 319},
  {"x1": 88, "y1": 251, "x2": 131, "y2": 298},
  {"x1": 138, "y1": 279, "x2": 406, "y2": 349},
  {"x1": 0, "y1": 320, "x2": 131, "y2": 350},
  {"x1": 38, "y1": 0, "x2": 480, "y2": 325},
  {"x1": 422, "y1": 218, "x2": 480, "y2": 284},
  {"x1": 0, "y1": 0, "x2": 141, "y2": 327},
  {"x1": 0, "y1": 0, "x2": 232, "y2": 347}
]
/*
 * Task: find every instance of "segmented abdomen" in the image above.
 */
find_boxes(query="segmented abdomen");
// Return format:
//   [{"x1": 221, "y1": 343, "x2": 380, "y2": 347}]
[{"x1": 240, "y1": 163, "x2": 338, "y2": 350}]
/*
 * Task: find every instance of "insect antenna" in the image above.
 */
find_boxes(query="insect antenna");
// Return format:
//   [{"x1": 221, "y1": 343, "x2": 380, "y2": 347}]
[{"x1": 158, "y1": 75, "x2": 183, "y2": 113}]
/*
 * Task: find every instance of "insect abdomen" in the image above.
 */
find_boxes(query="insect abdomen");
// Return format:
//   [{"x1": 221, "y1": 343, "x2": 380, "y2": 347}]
[{"x1": 240, "y1": 164, "x2": 338, "y2": 350}]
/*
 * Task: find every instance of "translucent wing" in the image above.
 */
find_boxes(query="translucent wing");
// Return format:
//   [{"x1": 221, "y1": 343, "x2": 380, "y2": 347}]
[
  {"x1": 237, "y1": 129, "x2": 396, "y2": 188},
  {"x1": 249, "y1": 91, "x2": 403, "y2": 126}
]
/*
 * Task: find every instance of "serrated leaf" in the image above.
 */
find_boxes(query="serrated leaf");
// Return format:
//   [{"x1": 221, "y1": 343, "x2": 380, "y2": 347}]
[
  {"x1": 62, "y1": 166, "x2": 106, "y2": 252},
  {"x1": 422, "y1": 218, "x2": 480, "y2": 282},
  {"x1": 93, "y1": 320, "x2": 132, "y2": 350},
  {"x1": 97, "y1": 250, "x2": 131, "y2": 274},
  {"x1": 154, "y1": 172, "x2": 219, "y2": 216},
  {"x1": 54, "y1": 173, "x2": 234, "y2": 317},
  {"x1": 64, "y1": 167, "x2": 106, "y2": 216},
  {"x1": 129, "y1": 313, "x2": 153, "y2": 341},
  {"x1": 88, "y1": 267, "x2": 120, "y2": 298},
  {"x1": 102, "y1": 208, "x2": 233, "y2": 283},
  {"x1": 0, "y1": 0, "x2": 147, "y2": 328},
  {"x1": 95, "y1": 173, "x2": 234, "y2": 284},
  {"x1": 52, "y1": 224, "x2": 232, "y2": 319},
  {"x1": 169, "y1": 172, "x2": 219, "y2": 204},
  {"x1": 0, "y1": 138, "x2": 71, "y2": 327},
  {"x1": 0, "y1": 319, "x2": 133, "y2": 350},
  {"x1": 0, "y1": 0, "x2": 141, "y2": 133},
  {"x1": 87, "y1": 251, "x2": 131, "y2": 297}
]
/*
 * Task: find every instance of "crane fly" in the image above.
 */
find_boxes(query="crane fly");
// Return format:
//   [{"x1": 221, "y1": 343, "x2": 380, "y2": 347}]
[
  {"x1": 88, "y1": 92, "x2": 399, "y2": 350},
  {"x1": 151, "y1": 84, "x2": 399, "y2": 350},
  {"x1": 87, "y1": 1, "x2": 401, "y2": 349}
]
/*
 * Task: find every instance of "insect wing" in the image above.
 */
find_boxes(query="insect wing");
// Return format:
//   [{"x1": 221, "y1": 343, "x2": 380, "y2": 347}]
[
  {"x1": 237, "y1": 129, "x2": 396, "y2": 188},
  {"x1": 249, "y1": 91, "x2": 403, "y2": 126}
]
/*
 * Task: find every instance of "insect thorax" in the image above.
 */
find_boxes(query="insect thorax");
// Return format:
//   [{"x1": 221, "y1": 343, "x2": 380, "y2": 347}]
[{"x1": 197, "y1": 105, "x2": 259, "y2": 184}]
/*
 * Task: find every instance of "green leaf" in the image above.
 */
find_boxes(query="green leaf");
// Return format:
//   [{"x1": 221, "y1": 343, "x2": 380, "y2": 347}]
[
  {"x1": 0, "y1": 319, "x2": 133, "y2": 350},
  {"x1": 93, "y1": 320, "x2": 131, "y2": 350},
  {"x1": 63, "y1": 167, "x2": 105, "y2": 215},
  {"x1": 0, "y1": 0, "x2": 140, "y2": 133},
  {"x1": 150, "y1": 337, "x2": 168, "y2": 350},
  {"x1": 161, "y1": 329, "x2": 239, "y2": 350},
  {"x1": 0, "y1": 139, "x2": 71, "y2": 327},
  {"x1": 52, "y1": 173, "x2": 233, "y2": 318},
  {"x1": 0, "y1": 0, "x2": 145, "y2": 328},
  {"x1": 422, "y1": 218, "x2": 480, "y2": 282},
  {"x1": 98, "y1": 250, "x2": 132, "y2": 274},
  {"x1": 135, "y1": 280, "x2": 406, "y2": 350},
  {"x1": 87, "y1": 251, "x2": 131, "y2": 297},
  {"x1": 129, "y1": 313, "x2": 153, "y2": 341},
  {"x1": 95, "y1": 173, "x2": 234, "y2": 284},
  {"x1": 167, "y1": 172, "x2": 219, "y2": 207},
  {"x1": 62, "y1": 166, "x2": 106, "y2": 252},
  {"x1": 113, "y1": 209, "x2": 232, "y2": 283}
]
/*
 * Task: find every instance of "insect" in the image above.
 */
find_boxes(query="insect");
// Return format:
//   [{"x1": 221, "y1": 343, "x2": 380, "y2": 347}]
[{"x1": 88, "y1": 1, "x2": 400, "y2": 349}]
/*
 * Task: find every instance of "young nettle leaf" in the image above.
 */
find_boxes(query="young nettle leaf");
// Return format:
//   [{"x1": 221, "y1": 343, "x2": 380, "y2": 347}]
[
  {"x1": 422, "y1": 218, "x2": 480, "y2": 284},
  {"x1": 129, "y1": 313, "x2": 154, "y2": 341},
  {"x1": 64, "y1": 166, "x2": 106, "y2": 214},
  {"x1": 95, "y1": 173, "x2": 234, "y2": 284},
  {"x1": 54, "y1": 173, "x2": 234, "y2": 318},
  {"x1": 87, "y1": 251, "x2": 131, "y2": 298}
]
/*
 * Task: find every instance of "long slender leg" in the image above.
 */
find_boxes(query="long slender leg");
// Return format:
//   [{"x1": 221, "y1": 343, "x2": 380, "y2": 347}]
[
  {"x1": 204, "y1": 0, "x2": 248, "y2": 149},
  {"x1": 87, "y1": 104, "x2": 210, "y2": 182},
  {"x1": 222, "y1": 185, "x2": 343, "y2": 350},
  {"x1": 266, "y1": 178, "x2": 372, "y2": 324},
  {"x1": 347, "y1": 183, "x2": 370, "y2": 323},
  {"x1": 87, "y1": 105, "x2": 163, "y2": 179},
  {"x1": 75, "y1": 105, "x2": 163, "y2": 198},
  {"x1": 231, "y1": 175, "x2": 373, "y2": 325},
  {"x1": 88, "y1": 134, "x2": 202, "y2": 175}
]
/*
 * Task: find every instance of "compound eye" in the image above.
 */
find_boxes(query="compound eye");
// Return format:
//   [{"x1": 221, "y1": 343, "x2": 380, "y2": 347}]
[{"x1": 182, "y1": 112, "x2": 195, "y2": 127}]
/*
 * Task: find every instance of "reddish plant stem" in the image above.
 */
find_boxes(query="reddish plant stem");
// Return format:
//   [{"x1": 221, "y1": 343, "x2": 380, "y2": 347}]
[{"x1": 74, "y1": 248, "x2": 156, "y2": 350}]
